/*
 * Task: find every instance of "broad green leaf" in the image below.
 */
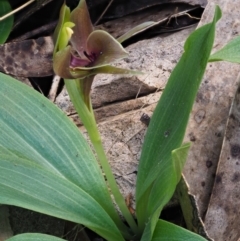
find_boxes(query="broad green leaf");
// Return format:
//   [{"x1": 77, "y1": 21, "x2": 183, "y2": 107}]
[
  {"x1": 209, "y1": 35, "x2": 240, "y2": 63},
  {"x1": 7, "y1": 233, "x2": 66, "y2": 241},
  {"x1": 172, "y1": 143, "x2": 191, "y2": 182},
  {"x1": 0, "y1": 152, "x2": 124, "y2": 241},
  {"x1": 140, "y1": 209, "x2": 162, "y2": 241},
  {"x1": 152, "y1": 219, "x2": 207, "y2": 241},
  {"x1": 0, "y1": 0, "x2": 13, "y2": 44},
  {"x1": 140, "y1": 144, "x2": 190, "y2": 241},
  {"x1": 147, "y1": 143, "x2": 191, "y2": 216},
  {"x1": 136, "y1": 5, "x2": 221, "y2": 238},
  {"x1": 0, "y1": 73, "x2": 125, "y2": 233}
]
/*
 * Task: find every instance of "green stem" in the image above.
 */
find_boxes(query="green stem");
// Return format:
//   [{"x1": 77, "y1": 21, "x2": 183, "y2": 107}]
[
  {"x1": 64, "y1": 79, "x2": 138, "y2": 236},
  {"x1": 88, "y1": 123, "x2": 139, "y2": 234}
]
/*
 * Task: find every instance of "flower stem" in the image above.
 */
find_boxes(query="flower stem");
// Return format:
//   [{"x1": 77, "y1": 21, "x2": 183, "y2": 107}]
[
  {"x1": 64, "y1": 78, "x2": 138, "y2": 235},
  {"x1": 88, "y1": 124, "x2": 139, "y2": 234}
]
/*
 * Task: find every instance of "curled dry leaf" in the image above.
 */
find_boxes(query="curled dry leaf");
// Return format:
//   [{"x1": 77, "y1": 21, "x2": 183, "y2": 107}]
[{"x1": 176, "y1": 176, "x2": 213, "y2": 240}]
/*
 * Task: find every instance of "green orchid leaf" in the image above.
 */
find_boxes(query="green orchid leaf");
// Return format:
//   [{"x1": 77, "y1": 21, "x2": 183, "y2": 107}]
[
  {"x1": 139, "y1": 144, "x2": 190, "y2": 241},
  {"x1": 148, "y1": 143, "x2": 190, "y2": 216},
  {"x1": 117, "y1": 21, "x2": 156, "y2": 43},
  {"x1": 0, "y1": 0, "x2": 13, "y2": 44},
  {"x1": 209, "y1": 35, "x2": 240, "y2": 63},
  {"x1": 87, "y1": 30, "x2": 128, "y2": 67},
  {"x1": 7, "y1": 233, "x2": 67, "y2": 241},
  {"x1": 136, "y1": 5, "x2": 221, "y2": 238},
  {"x1": 0, "y1": 73, "x2": 125, "y2": 232},
  {"x1": 172, "y1": 143, "x2": 191, "y2": 182},
  {"x1": 152, "y1": 219, "x2": 207, "y2": 241},
  {"x1": 139, "y1": 205, "x2": 165, "y2": 241},
  {"x1": 71, "y1": 64, "x2": 142, "y2": 79},
  {"x1": 0, "y1": 151, "x2": 124, "y2": 241},
  {"x1": 70, "y1": 0, "x2": 94, "y2": 54}
]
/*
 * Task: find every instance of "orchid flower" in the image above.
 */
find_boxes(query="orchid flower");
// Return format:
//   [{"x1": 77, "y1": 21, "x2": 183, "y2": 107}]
[
  {"x1": 53, "y1": 0, "x2": 139, "y2": 80},
  {"x1": 53, "y1": 0, "x2": 141, "y2": 109},
  {"x1": 51, "y1": 1, "x2": 143, "y2": 231}
]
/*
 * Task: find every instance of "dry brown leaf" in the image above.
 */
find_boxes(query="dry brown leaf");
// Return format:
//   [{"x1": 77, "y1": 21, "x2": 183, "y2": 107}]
[
  {"x1": 205, "y1": 74, "x2": 240, "y2": 241},
  {"x1": 0, "y1": 37, "x2": 53, "y2": 77}
]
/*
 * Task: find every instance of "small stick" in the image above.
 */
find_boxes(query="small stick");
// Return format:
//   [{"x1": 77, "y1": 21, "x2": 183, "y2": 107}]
[
  {"x1": 48, "y1": 75, "x2": 61, "y2": 102},
  {"x1": 0, "y1": 0, "x2": 36, "y2": 21},
  {"x1": 94, "y1": 0, "x2": 114, "y2": 26}
]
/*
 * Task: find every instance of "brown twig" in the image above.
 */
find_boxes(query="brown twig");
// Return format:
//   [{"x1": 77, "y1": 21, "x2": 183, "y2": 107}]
[
  {"x1": 0, "y1": 0, "x2": 35, "y2": 21},
  {"x1": 94, "y1": 0, "x2": 114, "y2": 26}
]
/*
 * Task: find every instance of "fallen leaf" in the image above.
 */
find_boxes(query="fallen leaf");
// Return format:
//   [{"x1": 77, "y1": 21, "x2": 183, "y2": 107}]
[
  {"x1": 205, "y1": 74, "x2": 240, "y2": 241},
  {"x1": 0, "y1": 37, "x2": 54, "y2": 77}
]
